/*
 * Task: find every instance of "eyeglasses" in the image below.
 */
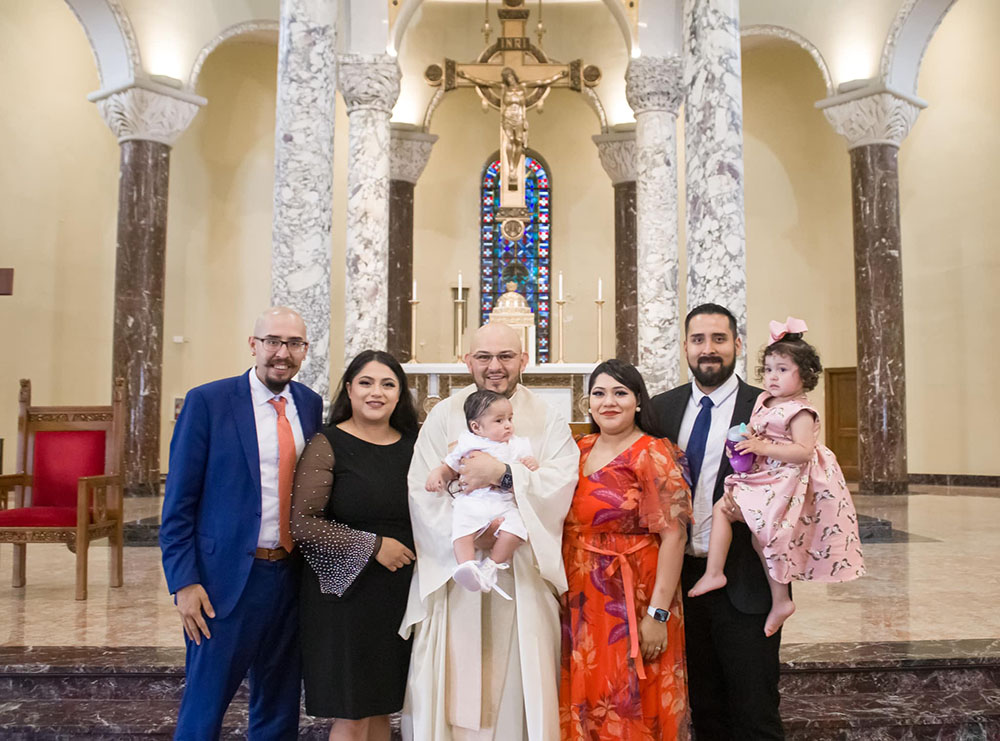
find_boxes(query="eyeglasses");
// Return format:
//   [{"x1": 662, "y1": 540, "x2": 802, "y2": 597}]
[
  {"x1": 470, "y1": 352, "x2": 520, "y2": 364},
  {"x1": 254, "y1": 337, "x2": 309, "y2": 353}
]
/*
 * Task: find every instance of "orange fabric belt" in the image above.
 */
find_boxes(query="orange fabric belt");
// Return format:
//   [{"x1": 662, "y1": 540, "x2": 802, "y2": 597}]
[{"x1": 568, "y1": 534, "x2": 656, "y2": 679}]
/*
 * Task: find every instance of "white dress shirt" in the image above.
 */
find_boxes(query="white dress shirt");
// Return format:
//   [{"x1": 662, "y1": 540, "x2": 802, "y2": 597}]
[
  {"x1": 677, "y1": 372, "x2": 740, "y2": 556},
  {"x1": 248, "y1": 369, "x2": 306, "y2": 549}
]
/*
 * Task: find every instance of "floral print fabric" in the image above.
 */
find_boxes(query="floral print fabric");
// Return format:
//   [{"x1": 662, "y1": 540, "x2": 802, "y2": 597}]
[
  {"x1": 560, "y1": 434, "x2": 692, "y2": 740},
  {"x1": 727, "y1": 394, "x2": 866, "y2": 584}
]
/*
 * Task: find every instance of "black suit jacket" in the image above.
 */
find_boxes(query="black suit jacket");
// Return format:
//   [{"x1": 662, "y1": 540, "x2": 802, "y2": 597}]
[{"x1": 651, "y1": 377, "x2": 772, "y2": 614}]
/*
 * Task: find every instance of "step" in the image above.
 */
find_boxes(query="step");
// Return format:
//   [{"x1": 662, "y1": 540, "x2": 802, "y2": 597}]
[
  {"x1": 781, "y1": 688, "x2": 1000, "y2": 740},
  {"x1": 0, "y1": 699, "x2": 331, "y2": 739}
]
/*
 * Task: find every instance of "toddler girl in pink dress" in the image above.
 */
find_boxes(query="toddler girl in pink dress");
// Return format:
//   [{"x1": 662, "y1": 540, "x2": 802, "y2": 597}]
[{"x1": 688, "y1": 317, "x2": 866, "y2": 636}]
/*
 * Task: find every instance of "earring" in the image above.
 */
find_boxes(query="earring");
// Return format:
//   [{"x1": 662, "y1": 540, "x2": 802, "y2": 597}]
[{"x1": 636, "y1": 405, "x2": 641, "y2": 411}]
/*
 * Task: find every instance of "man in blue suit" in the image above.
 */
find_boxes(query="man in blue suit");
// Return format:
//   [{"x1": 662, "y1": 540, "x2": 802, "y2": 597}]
[{"x1": 160, "y1": 306, "x2": 323, "y2": 740}]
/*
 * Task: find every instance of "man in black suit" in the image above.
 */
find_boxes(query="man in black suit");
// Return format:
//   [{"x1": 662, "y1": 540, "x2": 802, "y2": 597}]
[{"x1": 651, "y1": 303, "x2": 784, "y2": 740}]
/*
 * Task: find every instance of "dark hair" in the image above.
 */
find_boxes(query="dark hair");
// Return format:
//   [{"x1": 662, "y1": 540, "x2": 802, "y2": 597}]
[
  {"x1": 328, "y1": 350, "x2": 419, "y2": 437},
  {"x1": 685, "y1": 303, "x2": 738, "y2": 339},
  {"x1": 587, "y1": 359, "x2": 665, "y2": 437},
  {"x1": 463, "y1": 389, "x2": 509, "y2": 432},
  {"x1": 758, "y1": 335, "x2": 823, "y2": 392}
]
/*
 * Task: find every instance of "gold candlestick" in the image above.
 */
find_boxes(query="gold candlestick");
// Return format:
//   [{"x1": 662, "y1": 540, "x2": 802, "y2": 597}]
[
  {"x1": 595, "y1": 299, "x2": 605, "y2": 362},
  {"x1": 454, "y1": 298, "x2": 467, "y2": 362},
  {"x1": 555, "y1": 299, "x2": 566, "y2": 363},
  {"x1": 408, "y1": 299, "x2": 420, "y2": 362}
]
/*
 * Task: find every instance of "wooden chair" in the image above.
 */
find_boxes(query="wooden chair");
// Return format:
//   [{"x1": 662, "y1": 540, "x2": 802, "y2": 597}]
[{"x1": 0, "y1": 378, "x2": 125, "y2": 599}]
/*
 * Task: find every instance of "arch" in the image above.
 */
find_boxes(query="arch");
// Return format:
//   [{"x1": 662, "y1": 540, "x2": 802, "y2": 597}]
[
  {"x1": 188, "y1": 20, "x2": 279, "y2": 90},
  {"x1": 880, "y1": 0, "x2": 958, "y2": 95},
  {"x1": 63, "y1": 0, "x2": 141, "y2": 90},
  {"x1": 479, "y1": 149, "x2": 553, "y2": 363},
  {"x1": 741, "y1": 24, "x2": 834, "y2": 98},
  {"x1": 390, "y1": 0, "x2": 633, "y2": 58}
]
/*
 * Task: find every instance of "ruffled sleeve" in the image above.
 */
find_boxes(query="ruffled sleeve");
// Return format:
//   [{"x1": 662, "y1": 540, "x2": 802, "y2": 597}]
[
  {"x1": 634, "y1": 437, "x2": 692, "y2": 534},
  {"x1": 290, "y1": 433, "x2": 379, "y2": 597}
]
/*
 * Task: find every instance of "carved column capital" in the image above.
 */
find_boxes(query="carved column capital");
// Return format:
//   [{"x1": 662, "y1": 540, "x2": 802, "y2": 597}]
[
  {"x1": 390, "y1": 126, "x2": 439, "y2": 184},
  {"x1": 817, "y1": 86, "x2": 925, "y2": 150},
  {"x1": 592, "y1": 129, "x2": 636, "y2": 184},
  {"x1": 626, "y1": 55, "x2": 684, "y2": 116},
  {"x1": 338, "y1": 53, "x2": 401, "y2": 114},
  {"x1": 90, "y1": 81, "x2": 205, "y2": 146}
]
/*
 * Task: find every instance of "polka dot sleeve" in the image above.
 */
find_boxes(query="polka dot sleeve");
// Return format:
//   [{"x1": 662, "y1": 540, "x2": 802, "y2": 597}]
[{"x1": 290, "y1": 433, "x2": 379, "y2": 596}]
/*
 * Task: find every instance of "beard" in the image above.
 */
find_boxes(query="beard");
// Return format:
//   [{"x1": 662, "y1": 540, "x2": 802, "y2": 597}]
[{"x1": 689, "y1": 354, "x2": 736, "y2": 388}]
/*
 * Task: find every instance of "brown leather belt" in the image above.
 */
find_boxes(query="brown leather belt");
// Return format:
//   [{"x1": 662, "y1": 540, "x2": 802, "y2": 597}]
[{"x1": 254, "y1": 546, "x2": 290, "y2": 561}]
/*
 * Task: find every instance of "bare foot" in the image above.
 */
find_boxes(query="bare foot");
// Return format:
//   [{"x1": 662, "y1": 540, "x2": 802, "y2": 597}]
[
  {"x1": 764, "y1": 600, "x2": 796, "y2": 636},
  {"x1": 687, "y1": 572, "x2": 728, "y2": 597}
]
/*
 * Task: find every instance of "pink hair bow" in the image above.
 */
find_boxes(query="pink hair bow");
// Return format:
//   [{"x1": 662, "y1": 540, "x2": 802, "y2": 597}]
[{"x1": 768, "y1": 316, "x2": 809, "y2": 345}]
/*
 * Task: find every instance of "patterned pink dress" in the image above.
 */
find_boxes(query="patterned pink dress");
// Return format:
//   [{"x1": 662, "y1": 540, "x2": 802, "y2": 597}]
[{"x1": 726, "y1": 394, "x2": 866, "y2": 585}]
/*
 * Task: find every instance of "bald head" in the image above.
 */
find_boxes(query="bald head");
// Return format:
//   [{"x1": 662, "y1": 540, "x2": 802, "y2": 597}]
[
  {"x1": 469, "y1": 322, "x2": 522, "y2": 354},
  {"x1": 253, "y1": 306, "x2": 306, "y2": 339},
  {"x1": 249, "y1": 306, "x2": 309, "y2": 393},
  {"x1": 465, "y1": 322, "x2": 528, "y2": 397}
]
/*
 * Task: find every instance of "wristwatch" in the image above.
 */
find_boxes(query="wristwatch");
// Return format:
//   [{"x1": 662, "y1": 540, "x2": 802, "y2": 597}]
[
  {"x1": 498, "y1": 464, "x2": 514, "y2": 491},
  {"x1": 647, "y1": 606, "x2": 670, "y2": 623}
]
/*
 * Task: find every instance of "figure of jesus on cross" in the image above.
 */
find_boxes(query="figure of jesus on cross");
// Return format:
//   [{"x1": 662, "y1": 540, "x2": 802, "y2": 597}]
[
  {"x1": 457, "y1": 66, "x2": 568, "y2": 192},
  {"x1": 424, "y1": 0, "x2": 599, "y2": 239}
]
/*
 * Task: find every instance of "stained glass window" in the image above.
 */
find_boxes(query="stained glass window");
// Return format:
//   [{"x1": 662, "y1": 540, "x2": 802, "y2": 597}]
[{"x1": 480, "y1": 153, "x2": 552, "y2": 363}]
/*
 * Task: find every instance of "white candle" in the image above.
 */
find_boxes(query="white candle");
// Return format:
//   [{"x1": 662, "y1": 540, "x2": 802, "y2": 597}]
[
  {"x1": 412, "y1": 280, "x2": 417, "y2": 301},
  {"x1": 598, "y1": 278, "x2": 603, "y2": 301},
  {"x1": 458, "y1": 271, "x2": 463, "y2": 295},
  {"x1": 558, "y1": 272, "x2": 564, "y2": 301}
]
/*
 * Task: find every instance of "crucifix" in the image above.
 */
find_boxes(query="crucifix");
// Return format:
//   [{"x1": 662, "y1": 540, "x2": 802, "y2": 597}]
[{"x1": 425, "y1": 0, "x2": 600, "y2": 240}]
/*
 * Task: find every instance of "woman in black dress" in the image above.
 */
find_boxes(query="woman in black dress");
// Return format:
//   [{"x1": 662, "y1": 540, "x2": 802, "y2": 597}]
[{"x1": 291, "y1": 350, "x2": 419, "y2": 741}]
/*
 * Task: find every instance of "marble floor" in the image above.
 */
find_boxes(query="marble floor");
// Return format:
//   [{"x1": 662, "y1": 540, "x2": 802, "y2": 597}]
[{"x1": 1, "y1": 486, "x2": 999, "y2": 651}]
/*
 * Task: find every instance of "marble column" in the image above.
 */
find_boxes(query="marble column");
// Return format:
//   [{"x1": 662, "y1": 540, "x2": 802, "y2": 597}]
[
  {"x1": 683, "y1": 0, "x2": 747, "y2": 373},
  {"x1": 625, "y1": 56, "x2": 685, "y2": 394},
  {"x1": 388, "y1": 126, "x2": 437, "y2": 362},
  {"x1": 818, "y1": 88, "x2": 923, "y2": 495},
  {"x1": 593, "y1": 129, "x2": 638, "y2": 365},
  {"x1": 338, "y1": 54, "x2": 401, "y2": 366},
  {"x1": 91, "y1": 82, "x2": 202, "y2": 496},
  {"x1": 271, "y1": 0, "x2": 337, "y2": 398}
]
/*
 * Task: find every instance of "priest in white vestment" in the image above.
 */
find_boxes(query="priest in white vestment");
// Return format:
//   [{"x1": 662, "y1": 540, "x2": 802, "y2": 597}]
[{"x1": 401, "y1": 323, "x2": 579, "y2": 741}]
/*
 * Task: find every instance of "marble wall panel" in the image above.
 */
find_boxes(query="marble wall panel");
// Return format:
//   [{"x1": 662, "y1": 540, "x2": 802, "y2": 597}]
[
  {"x1": 388, "y1": 179, "x2": 414, "y2": 362},
  {"x1": 339, "y1": 55, "x2": 400, "y2": 366},
  {"x1": 684, "y1": 0, "x2": 747, "y2": 374},
  {"x1": 271, "y1": 0, "x2": 337, "y2": 399},
  {"x1": 851, "y1": 143, "x2": 908, "y2": 495},
  {"x1": 625, "y1": 56, "x2": 684, "y2": 394},
  {"x1": 112, "y1": 140, "x2": 170, "y2": 497},
  {"x1": 614, "y1": 181, "x2": 638, "y2": 365}
]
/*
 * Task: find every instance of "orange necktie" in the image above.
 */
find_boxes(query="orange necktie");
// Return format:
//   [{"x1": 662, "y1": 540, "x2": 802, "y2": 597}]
[{"x1": 267, "y1": 396, "x2": 295, "y2": 552}]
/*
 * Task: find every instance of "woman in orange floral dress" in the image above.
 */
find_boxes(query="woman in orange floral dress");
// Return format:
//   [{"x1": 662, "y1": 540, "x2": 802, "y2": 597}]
[{"x1": 560, "y1": 360, "x2": 693, "y2": 740}]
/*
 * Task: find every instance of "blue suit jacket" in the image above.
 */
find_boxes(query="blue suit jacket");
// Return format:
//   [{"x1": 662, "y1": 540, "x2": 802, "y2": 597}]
[{"x1": 160, "y1": 372, "x2": 323, "y2": 620}]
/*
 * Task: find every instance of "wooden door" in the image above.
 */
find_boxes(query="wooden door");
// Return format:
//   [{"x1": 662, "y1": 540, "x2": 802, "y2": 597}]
[{"x1": 824, "y1": 367, "x2": 859, "y2": 481}]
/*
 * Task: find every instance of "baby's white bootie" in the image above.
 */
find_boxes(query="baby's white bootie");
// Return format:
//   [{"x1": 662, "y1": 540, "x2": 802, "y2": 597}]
[
  {"x1": 453, "y1": 560, "x2": 483, "y2": 592},
  {"x1": 477, "y1": 558, "x2": 512, "y2": 601}
]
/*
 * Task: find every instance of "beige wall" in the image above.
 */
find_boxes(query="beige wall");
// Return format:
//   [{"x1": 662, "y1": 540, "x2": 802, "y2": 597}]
[
  {"x1": 741, "y1": 40, "x2": 856, "y2": 443},
  {"x1": 900, "y1": 0, "x2": 1000, "y2": 475},
  {"x1": 162, "y1": 40, "x2": 280, "y2": 465},
  {"x1": 2, "y1": 1, "x2": 997, "y2": 477},
  {"x1": 0, "y1": 0, "x2": 118, "y2": 472}
]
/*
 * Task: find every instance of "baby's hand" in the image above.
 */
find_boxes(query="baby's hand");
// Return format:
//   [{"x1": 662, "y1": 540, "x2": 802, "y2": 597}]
[
  {"x1": 426, "y1": 468, "x2": 448, "y2": 492},
  {"x1": 519, "y1": 456, "x2": 540, "y2": 471},
  {"x1": 734, "y1": 433, "x2": 769, "y2": 456}
]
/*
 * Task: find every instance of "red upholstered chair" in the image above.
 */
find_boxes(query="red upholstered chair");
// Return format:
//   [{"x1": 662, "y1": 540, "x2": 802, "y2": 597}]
[{"x1": 0, "y1": 379, "x2": 125, "y2": 599}]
